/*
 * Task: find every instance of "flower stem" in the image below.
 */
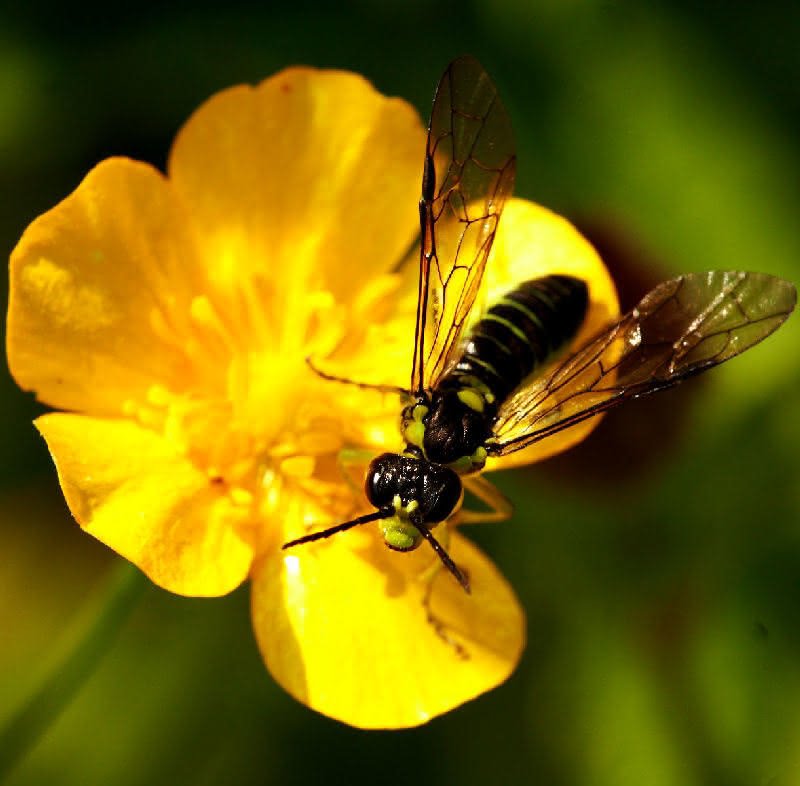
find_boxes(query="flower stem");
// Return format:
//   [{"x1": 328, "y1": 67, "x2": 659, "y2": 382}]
[{"x1": 0, "y1": 560, "x2": 148, "y2": 779}]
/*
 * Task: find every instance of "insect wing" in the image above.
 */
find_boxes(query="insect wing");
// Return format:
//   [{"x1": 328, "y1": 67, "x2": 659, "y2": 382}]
[
  {"x1": 412, "y1": 56, "x2": 516, "y2": 394},
  {"x1": 490, "y1": 271, "x2": 797, "y2": 455}
]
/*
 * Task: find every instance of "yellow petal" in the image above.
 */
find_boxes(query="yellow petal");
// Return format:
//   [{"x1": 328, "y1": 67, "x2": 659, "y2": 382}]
[
  {"x1": 36, "y1": 413, "x2": 253, "y2": 597},
  {"x1": 7, "y1": 158, "x2": 204, "y2": 415},
  {"x1": 251, "y1": 529, "x2": 524, "y2": 728},
  {"x1": 168, "y1": 67, "x2": 425, "y2": 313},
  {"x1": 485, "y1": 199, "x2": 620, "y2": 470}
]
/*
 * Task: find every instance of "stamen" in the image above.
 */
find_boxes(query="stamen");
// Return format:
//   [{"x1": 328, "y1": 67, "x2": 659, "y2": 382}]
[
  {"x1": 237, "y1": 275, "x2": 275, "y2": 349},
  {"x1": 306, "y1": 290, "x2": 336, "y2": 311},
  {"x1": 303, "y1": 289, "x2": 346, "y2": 357},
  {"x1": 270, "y1": 441, "x2": 299, "y2": 458},
  {"x1": 190, "y1": 295, "x2": 238, "y2": 354},
  {"x1": 265, "y1": 485, "x2": 280, "y2": 510},
  {"x1": 352, "y1": 273, "x2": 402, "y2": 320},
  {"x1": 149, "y1": 302, "x2": 226, "y2": 373},
  {"x1": 146, "y1": 384, "x2": 172, "y2": 407},
  {"x1": 230, "y1": 487, "x2": 253, "y2": 507},
  {"x1": 121, "y1": 396, "x2": 165, "y2": 430},
  {"x1": 297, "y1": 430, "x2": 342, "y2": 455},
  {"x1": 280, "y1": 455, "x2": 315, "y2": 478},
  {"x1": 366, "y1": 425, "x2": 391, "y2": 445}
]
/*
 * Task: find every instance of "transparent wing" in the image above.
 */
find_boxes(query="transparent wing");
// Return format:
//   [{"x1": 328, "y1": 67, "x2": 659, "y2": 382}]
[
  {"x1": 411, "y1": 56, "x2": 516, "y2": 394},
  {"x1": 489, "y1": 271, "x2": 797, "y2": 455}
]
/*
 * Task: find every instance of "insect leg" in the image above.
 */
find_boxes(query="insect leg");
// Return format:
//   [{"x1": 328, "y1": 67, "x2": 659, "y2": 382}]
[
  {"x1": 414, "y1": 525, "x2": 471, "y2": 659},
  {"x1": 422, "y1": 575, "x2": 470, "y2": 661},
  {"x1": 458, "y1": 474, "x2": 513, "y2": 524},
  {"x1": 418, "y1": 529, "x2": 469, "y2": 660},
  {"x1": 336, "y1": 447, "x2": 374, "y2": 499}
]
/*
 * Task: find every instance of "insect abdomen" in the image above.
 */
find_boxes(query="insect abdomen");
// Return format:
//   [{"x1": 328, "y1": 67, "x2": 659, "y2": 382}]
[{"x1": 450, "y1": 275, "x2": 589, "y2": 404}]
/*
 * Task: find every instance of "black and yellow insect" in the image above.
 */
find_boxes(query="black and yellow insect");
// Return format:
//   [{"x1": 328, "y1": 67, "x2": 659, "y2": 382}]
[{"x1": 283, "y1": 56, "x2": 797, "y2": 591}]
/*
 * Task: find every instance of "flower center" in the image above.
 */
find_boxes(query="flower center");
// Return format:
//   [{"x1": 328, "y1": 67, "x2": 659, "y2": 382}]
[{"x1": 123, "y1": 272, "x2": 407, "y2": 547}]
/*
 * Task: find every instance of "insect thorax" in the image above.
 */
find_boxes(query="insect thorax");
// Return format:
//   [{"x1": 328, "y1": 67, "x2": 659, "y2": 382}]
[{"x1": 403, "y1": 275, "x2": 589, "y2": 470}]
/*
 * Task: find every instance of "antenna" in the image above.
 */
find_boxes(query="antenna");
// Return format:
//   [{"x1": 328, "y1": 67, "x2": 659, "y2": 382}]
[
  {"x1": 282, "y1": 509, "x2": 470, "y2": 593},
  {"x1": 282, "y1": 509, "x2": 391, "y2": 549},
  {"x1": 412, "y1": 518, "x2": 470, "y2": 593}
]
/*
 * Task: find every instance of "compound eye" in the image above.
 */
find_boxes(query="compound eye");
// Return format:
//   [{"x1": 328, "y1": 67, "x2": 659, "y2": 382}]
[
  {"x1": 364, "y1": 465, "x2": 383, "y2": 508},
  {"x1": 426, "y1": 470, "x2": 462, "y2": 523},
  {"x1": 364, "y1": 453, "x2": 395, "y2": 508}
]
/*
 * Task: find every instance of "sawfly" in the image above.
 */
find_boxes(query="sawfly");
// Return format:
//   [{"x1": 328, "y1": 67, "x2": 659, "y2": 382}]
[{"x1": 284, "y1": 56, "x2": 797, "y2": 592}]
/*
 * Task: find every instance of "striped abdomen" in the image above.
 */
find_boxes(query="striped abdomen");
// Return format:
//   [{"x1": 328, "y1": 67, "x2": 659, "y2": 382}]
[{"x1": 444, "y1": 275, "x2": 589, "y2": 405}]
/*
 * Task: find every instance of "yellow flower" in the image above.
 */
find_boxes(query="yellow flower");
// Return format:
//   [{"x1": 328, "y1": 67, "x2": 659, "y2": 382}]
[{"x1": 6, "y1": 66, "x2": 618, "y2": 728}]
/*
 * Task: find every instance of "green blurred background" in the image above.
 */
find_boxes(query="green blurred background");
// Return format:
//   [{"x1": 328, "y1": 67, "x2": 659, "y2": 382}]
[{"x1": 2, "y1": 2, "x2": 800, "y2": 784}]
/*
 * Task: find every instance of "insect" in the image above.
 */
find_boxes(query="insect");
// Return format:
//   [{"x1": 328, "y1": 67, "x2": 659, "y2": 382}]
[{"x1": 283, "y1": 56, "x2": 797, "y2": 592}]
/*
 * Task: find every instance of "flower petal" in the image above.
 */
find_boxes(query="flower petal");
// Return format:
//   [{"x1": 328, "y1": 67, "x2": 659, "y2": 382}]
[
  {"x1": 7, "y1": 158, "x2": 205, "y2": 415},
  {"x1": 168, "y1": 67, "x2": 425, "y2": 309},
  {"x1": 251, "y1": 529, "x2": 524, "y2": 728},
  {"x1": 36, "y1": 413, "x2": 253, "y2": 597},
  {"x1": 485, "y1": 199, "x2": 620, "y2": 470}
]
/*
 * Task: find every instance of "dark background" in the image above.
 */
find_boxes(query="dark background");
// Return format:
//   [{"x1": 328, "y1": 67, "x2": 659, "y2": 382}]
[{"x1": 2, "y1": 2, "x2": 800, "y2": 784}]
